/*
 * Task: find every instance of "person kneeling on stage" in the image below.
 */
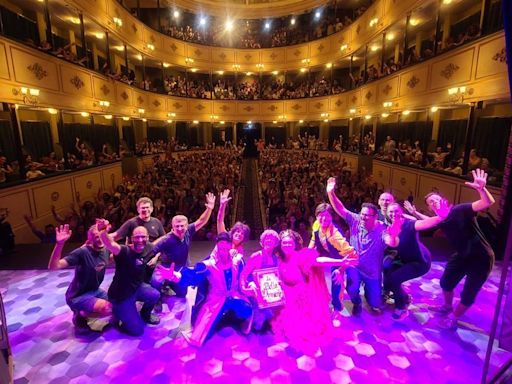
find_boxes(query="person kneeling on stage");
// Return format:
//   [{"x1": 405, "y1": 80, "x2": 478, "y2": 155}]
[
  {"x1": 48, "y1": 224, "x2": 112, "y2": 330},
  {"x1": 175, "y1": 232, "x2": 253, "y2": 346},
  {"x1": 97, "y1": 219, "x2": 164, "y2": 336}
]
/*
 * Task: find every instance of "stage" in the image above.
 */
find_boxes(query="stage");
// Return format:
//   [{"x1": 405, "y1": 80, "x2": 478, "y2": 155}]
[{"x1": 1, "y1": 242, "x2": 511, "y2": 384}]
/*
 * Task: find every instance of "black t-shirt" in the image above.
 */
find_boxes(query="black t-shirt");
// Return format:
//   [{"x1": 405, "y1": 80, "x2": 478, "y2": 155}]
[
  {"x1": 393, "y1": 219, "x2": 430, "y2": 265},
  {"x1": 116, "y1": 216, "x2": 165, "y2": 242},
  {"x1": 64, "y1": 246, "x2": 110, "y2": 302},
  {"x1": 438, "y1": 203, "x2": 494, "y2": 258},
  {"x1": 108, "y1": 243, "x2": 154, "y2": 302}
]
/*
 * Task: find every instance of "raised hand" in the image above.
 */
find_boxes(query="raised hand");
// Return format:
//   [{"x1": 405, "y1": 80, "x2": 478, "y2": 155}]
[
  {"x1": 56, "y1": 224, "x2": 72, "y2": 244},
  {"x1": 326, "y1": 177, "x2": 336, "y2": 193},
  {"x1": 205, "y1": 192, "x2": 216, "y2": 210},
  {"x1": 219, "y1": 189, "x2": 232, "y2": 205},
  {"x1": 403, "y1": 200, "x2": 416, "y2": 215},
  {"x1": 387, "y1": 216, "x2": 402, "y2": 238},
  {"x1": 95, "y1": 218, "x2": 110, "y2": 232},
  {"x1": 465, "y1": 169, "x2": 488, "y2": 191}
]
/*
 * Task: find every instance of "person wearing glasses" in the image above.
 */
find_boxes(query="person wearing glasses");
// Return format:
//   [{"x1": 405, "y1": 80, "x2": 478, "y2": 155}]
[
  {"x1": 98, "y1": 220, "x2": 171, "y2": 336},
  {"x1": 326, "y1": 177, "x2": 387, "y2": 315}
]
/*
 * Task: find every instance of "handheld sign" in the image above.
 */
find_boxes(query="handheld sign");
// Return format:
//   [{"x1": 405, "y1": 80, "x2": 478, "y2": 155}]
[{"x1": 253, "y1": 267, "x2": 285, "y2": 309}]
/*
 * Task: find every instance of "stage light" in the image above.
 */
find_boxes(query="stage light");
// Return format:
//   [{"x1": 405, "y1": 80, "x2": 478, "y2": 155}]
[
  {"x1": 315, "y1": 10, "x2": 321, "y2": 19},
  {"x1": 173, "y1": 10, "x2": 180, "y2": 18},
  {"x1": 290, "y1": 17, "x2": 296, "y2": 26},
  {"x1": 199, "y1": 17, "x2": 207, "y2": 26},
  {"x1": 387, "y1": 33, "x2": 395, "y2": 41},
  {"x1": 225, "y1": 19, "x2": 234, "y2": 32},
  {"x1": 431, "y1": 106, "x2": 439, "y2": 112},
  {"x1": 264, "y1": 22, "x2": 270, "y2": 30}
]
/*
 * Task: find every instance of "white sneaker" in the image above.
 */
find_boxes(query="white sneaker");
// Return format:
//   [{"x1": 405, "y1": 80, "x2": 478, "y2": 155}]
[{"x1": 332, "y1": 311, "x2": 342, "y2": 327}]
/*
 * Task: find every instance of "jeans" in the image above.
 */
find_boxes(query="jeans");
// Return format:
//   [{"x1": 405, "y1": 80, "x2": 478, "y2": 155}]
[
  {"x1": 331, "y1": 267, "x2": 343, "y2": 311},
  {"x1": 112, "y1": 283, "x2": 160, "y2": 336},
  {"x1": 384, "y1": 261, "x2": 430, "y2": 310},
  {"x1": 151, "y1": 271, "x2": 188, "y2": 298},
  {"x1": 346, "y1": 267, "x2": 382, "y2": 308}
]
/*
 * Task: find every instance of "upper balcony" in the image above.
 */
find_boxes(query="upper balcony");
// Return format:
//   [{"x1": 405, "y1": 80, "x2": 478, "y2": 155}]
[{"x1": 0, "y1": 0, "x2": 503, "y2": 74}]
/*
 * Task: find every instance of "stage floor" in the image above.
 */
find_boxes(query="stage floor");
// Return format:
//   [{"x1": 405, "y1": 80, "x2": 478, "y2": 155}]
[{"x1": 2, "y1": 256, "x2": 511, "y2": 384}]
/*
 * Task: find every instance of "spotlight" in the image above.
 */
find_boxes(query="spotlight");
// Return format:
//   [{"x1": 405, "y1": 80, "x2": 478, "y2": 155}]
[
  {"x1": 315, "y1": 10, "x2": 321, "y2": 19},
  {"x1": 173, "y1": 10, "x2": 180, "y2": 18},
  {"x1": 431, "y1": 106, "x2": 439, "y2": 112},
  {"x1": 402, "y1": 110, "x2": 410, "y2": 115},
  {"x1": 365, "y1": 114, "x2": 372, "y2": 120},
  {"x1": 225, "y1": 19, "x2": 234, "y2": 32},
  {"x1": 104, "y1": 114, "x2": 113, "y2": 119},
  {"x1": 381, "y1": 113, "x2": 389, "y2": 118},
  {"x1": 80, "y1": 112, "x2": 89, "y2": 117},
  {"x1": 48, "y1": 108, "x2": 58, "y2": 115},
  {"x1": 386, "y1": 33, "x2": 395, "y2": 41},
  {"x1": 264, "y1": 22, "x2": 270, "y2": 30},
  {"x1": 199, "y1": 17, "x2": 207, "y2": 26},
  {"x1": 290, "y1": 17, "x2": 296, "y2": 26}
]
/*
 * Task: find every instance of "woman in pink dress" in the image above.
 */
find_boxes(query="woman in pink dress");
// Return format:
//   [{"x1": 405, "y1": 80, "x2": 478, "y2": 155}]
[{"x1": 272, "y1": 230, "x2": 354, "y2": 352}]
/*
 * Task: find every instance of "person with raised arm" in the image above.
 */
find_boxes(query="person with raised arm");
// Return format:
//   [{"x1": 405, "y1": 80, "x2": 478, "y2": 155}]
[
  {"x1": 383, "y1": 201, "x2": 449, "y2": 320},
  {"x1": 418, "y1": 169, "x2": 495, "y2": 329},
  {"x1": 215, "y1": 189, "x2": 250, "y2": 257},
  {"x1": 149, "y1": 193, "x2": 216, "y2": 299},
  {"x1": 97, "y1": 219, "x2": 165, "y2": 336},
  {"x1": 48, "y1": 224, "x2": 112, "y2": 330},
  {"x1": 326, "y1": 177, "x2": 387, "y2": 315},
  {"x1": 308, "y1": 203, "x2": 358, "y2": 326}
]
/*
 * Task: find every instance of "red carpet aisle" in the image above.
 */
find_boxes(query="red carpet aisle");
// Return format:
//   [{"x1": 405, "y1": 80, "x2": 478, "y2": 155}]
[{"x1": 2, "y1": 261, "x2": 510, "y2": 384}]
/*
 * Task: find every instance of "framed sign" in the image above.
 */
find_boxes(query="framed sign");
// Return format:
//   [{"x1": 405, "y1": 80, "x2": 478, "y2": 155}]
[{"x1": 253, "y1": 267, "x2": 285, "y2": 309}]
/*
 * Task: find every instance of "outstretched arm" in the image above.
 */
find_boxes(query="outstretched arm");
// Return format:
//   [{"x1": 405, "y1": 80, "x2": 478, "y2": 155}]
[
  {"x1": 97, "y1": 219, "x2": 122, "y2": 255},
  {"x1": 326, "y1": 177, "x2": 348, "y2": 217},
  {"x1": 414, "y1": 198, "x2": 451, "y2": 231},
  {"x1": 193, "y1": 192, "x2": 216, "y2": 231},
  {"x1": 403, "y1": 201, "x2": 430, "y2": 220},
  {"x1": 48, "y1": 225, "x2": 72, "y2": 269},
  {"x1": 217, "y1": 189, "x2": 231, "y2": 234},
  {"x1": 466, "y1": 169, "x2": 495, "y2": 212}
]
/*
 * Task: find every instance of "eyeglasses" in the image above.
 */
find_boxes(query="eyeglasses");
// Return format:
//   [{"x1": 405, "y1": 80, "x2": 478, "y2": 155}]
[{"x1": 360, "y1": 213, "x2": 376, "y2": 218}]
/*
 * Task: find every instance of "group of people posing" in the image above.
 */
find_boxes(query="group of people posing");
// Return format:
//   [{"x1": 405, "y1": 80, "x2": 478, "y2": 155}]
[{"x1": 49, "y1": 168, "x2": 495, "y2": 352}]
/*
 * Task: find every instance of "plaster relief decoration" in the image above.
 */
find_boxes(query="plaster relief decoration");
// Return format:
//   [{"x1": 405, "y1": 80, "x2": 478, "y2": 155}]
[
  {"x1": 382, "y1": 84, "x2": 392, "y2": 95},
  {"x1": 220, "y1": 105, "x2": 230, "y2": 112},
  {"x1": 173, "y1": 102, "x2": 183, "y2": 109},
  {"x1": 194, "y1": 49, "x2": 202, "y2": 57},
  {"x1": 152, "y1": 99, "x2": 161, "y2": 107},
  {"x1": 86, "y1": 181, "x2": 93, "y2": 189},
  {"x1": 294, "y1": 49, "x2": 301, "y2": 57},
  {"x1": 132, "y1": 23, "x2": 138, "y2": 33},
  {"x1": 268, "y1": 105, "x2": 277, "y2": 112},
  {"x1": 137, "y1": 95, "x2": 144, "y2": 105},
  {"x1": 292, "y1": 104, "x2": 301, "y2": 111},
  {"x1": 120, "y1": 91, "x2": 129, "y2": 100},
  {"x1": 378, "y1": 170, "x2": 383, "y2": 178},
  {"x1": 195, "y1": 104, "x2": 205, "y2": 111},
  {"x1": 365, "y1": 91, "x2": 373, "y2": 100},
  {"x1": 170, "y1": 43, "x2": 178, "y2": 52},
  {"x1": 219, "y1": 53, "x2": 227, "y2": 60},
  {"x1": 351, "y1": 95, "x2": 358, "y2": 104},
  {"x1": 51, "y1": 191, "x2": 60, "y2": 202},
  {"x1": 400, "y1": 177, "x2": 406, "y2": 186},
  {"x1": 440, "y1": 63, "x2": 460, "y2": 79},
  {"x1": 335, "y1": 99, "x2": 342, "y2": 107},
  {"x1": 492, "y1": 48, "x2": 507, "y2": 63},
  {"x1": 243, "y1": 105, "x2": 254, "y2": 112},
  {"x1": 407, "y1": 75, "x2": 420, "y2": 89},
  {"x1": 27, "y1": 62, "x2": 47, "y2": 80},
  {"x1": 356, "y1": 24, "x2": 361, "y2": 34},
  {"x1": 270, "y1": 52, "x2": 277, "y2": 60},
  {"x1": 317, "y1": 44, "x2": 324, "y2": 52},
  {"x1": 244, "y1": 54, "x2": 252, "y2": 61},
  {"x1": 314, "y1": 102, "x2": 323, "y2": 109},
  {"x1": 100, "y1": 84, "x2": 110, "y2": 95},
  {"x1": 150, "y1": 35, "x2": 155, "y2": 43},
  {"x1": 70, "y1": 75, "x2": 84, "y2": 90}
]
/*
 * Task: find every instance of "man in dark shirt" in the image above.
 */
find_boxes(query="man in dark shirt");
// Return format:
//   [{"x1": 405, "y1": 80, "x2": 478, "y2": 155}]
[
  {"x1": 111, "y1": 197, "x2": 165, "y2": 242},
  {"x1": 150, "y1": 192, "x2": 216, "y2": 299},
  {"x1": 420, "y1": 169, "x2": 495, "y2": 329},
  {"x1": 99, "y1": 220, "x2": 170, "y2": 336},
  {"x1": 24, "y1": 215, "x2": 56, "y2": 244},
  {"x1": 48, "y1": 224, "x2": 111, "y2": 330}
]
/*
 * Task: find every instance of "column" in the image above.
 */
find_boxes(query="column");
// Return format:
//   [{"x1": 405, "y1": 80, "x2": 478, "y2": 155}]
[
  {"x1": 442, "y1": 15, "x2": 451, "y2": 50},
  {"x1": 36, "y1": 12, "x2": 47, "y2": 45},
  {"x1": 434, "y1": 2, "x2": 441, "y2": 55},
  {"x1": 68, "y1": 29, "x2": 77, "y2": 56},
  {"x1": 79, "y1": 12, "x2": 88, "y2": 68},
  {"x1": 43, "y1": 0, "x2": 54, "y2": 47},
  {"x1": 402, "y1": 13, "x2": 411, "y2": 66},
  {"x1": 431, "y1": 109, "x2": 440, "y2": 141},
  {"x1": 415, "y1": 30, "x2": 423, "y2": 58}
]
